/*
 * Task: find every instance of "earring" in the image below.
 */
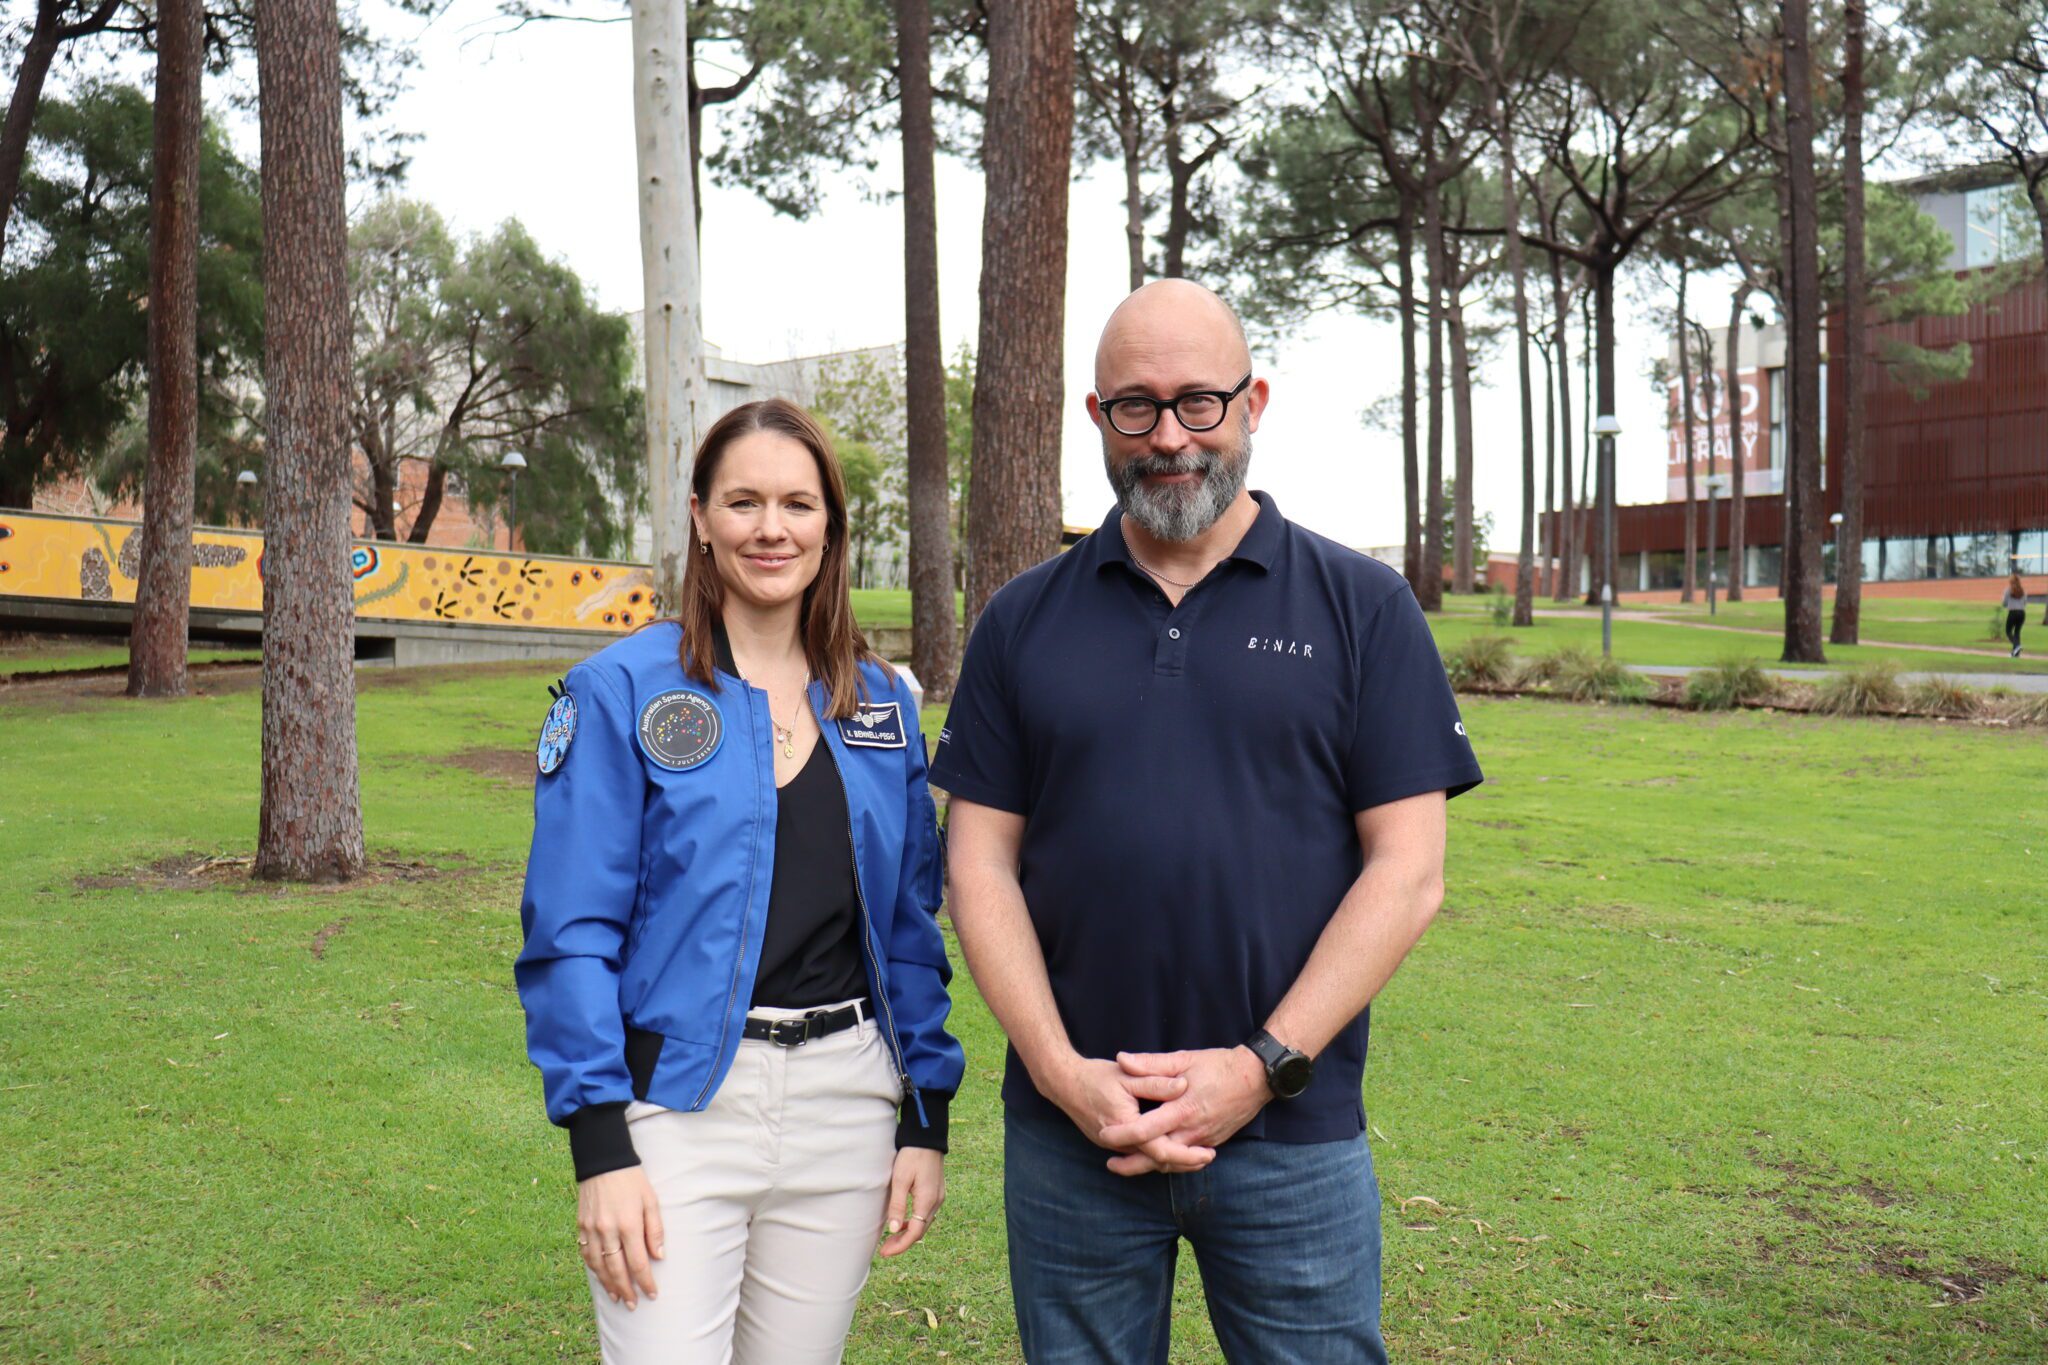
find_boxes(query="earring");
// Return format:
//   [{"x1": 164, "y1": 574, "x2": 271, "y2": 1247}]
[{"x1": 699, "y1": 542, "x2": 708, "y2": 555}]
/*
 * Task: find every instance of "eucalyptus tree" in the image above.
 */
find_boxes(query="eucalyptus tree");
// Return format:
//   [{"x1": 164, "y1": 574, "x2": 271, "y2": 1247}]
[
  {"x1": 255, "y1": 0, "x2": 362, "y2": 882},
  {"x1": 1518, "y1": 0, "x2": 1754, "y2": 611},
  {"x1": 1912, "y1": 0, "x2": 2048, "y2": 264},
  {"x1": 1074, "y1": 0, "x2": 1271, "y2": 289},
  {"x1": 127, "y1": 0, "x2": 206, "y2": 699},
  {"x1": 966, "y1": 0, "x2": 1074, "y2": 624}
]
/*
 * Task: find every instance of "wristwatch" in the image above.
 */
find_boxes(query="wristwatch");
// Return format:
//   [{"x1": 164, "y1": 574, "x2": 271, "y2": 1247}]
[{"x1": 1243, "y1": 1028, "x2": 1314, "y2": 1100}]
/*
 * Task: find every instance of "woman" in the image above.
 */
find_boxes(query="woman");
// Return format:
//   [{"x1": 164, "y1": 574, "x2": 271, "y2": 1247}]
[
  {"x1": 2003, "y1": 573, "x2": 2029, "y2": 658},
  {"x1": 516, "y1": 398, "x2": 962, "y2": 1364}
]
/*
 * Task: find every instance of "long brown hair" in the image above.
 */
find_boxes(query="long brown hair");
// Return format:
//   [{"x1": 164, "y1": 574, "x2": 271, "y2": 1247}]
[
  {"x1": 2012, "y1": 572, "x2": 2028, "y2": 599},
  {"x1": 675, "y1": 397, "x2": 886, "y2": 718}
]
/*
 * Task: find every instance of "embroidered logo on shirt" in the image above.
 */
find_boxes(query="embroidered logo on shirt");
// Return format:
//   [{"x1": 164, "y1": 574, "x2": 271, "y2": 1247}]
[
  {"x1": 536, "y1": 690, "x2": 577, "y2": 775},
  {"x1": 1454, "y1": 721, "x2": 1467, "y2": 737},
  {"x1": 1247, "y1": 636, "x2": 1315, "y2": 658},
  {"x1": 637, "y1": 689, "x2": 723, "y2": 771},
  {"x1": 838, "y1": 701, "x2": 906, "y2": 749}
]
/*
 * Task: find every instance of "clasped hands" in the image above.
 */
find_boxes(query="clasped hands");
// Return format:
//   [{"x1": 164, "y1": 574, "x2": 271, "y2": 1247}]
[{"x1": 1048, "y1": 1046, "x2": 1270, "y2": 1176}]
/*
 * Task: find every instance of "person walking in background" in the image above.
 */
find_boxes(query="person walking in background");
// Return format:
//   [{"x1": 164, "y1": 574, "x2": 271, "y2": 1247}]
[
  {"x1": 516, "y1": 398, "x2": 961, "y2": 1364},
  {"x1": 2003, "y1": 572, "x2": 2029, "y2": 657}
]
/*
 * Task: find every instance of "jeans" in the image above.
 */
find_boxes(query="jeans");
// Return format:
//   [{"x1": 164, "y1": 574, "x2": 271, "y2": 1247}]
[
  {"x1": 2008, "y1": 610, "x2": 2025, "y2": 651},
  {"x1": 1004, "y1": 1107, "x2": 1389, "y2": 1365}
]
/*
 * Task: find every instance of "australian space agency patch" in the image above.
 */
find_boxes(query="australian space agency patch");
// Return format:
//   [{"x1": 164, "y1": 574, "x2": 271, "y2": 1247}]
[
  {"x1": 536, "y1": 692, "x2": 577, "y2": 775},
  {"x1": 838, "y1": 700, "x2": 905, "y2": 749},
  {"x1": 638, "y1": 689, "x2": 723, "y2": 771}
]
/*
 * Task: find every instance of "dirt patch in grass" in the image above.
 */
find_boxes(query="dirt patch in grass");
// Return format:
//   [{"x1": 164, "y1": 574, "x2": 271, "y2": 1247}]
[
  {"x1": 1868, "y1": 1250, "x2": 2026, "y2": 1304},
  {"x1": 75, "y1": 850, "x2": 473, "y2": 895},
  {"x1": 442, "y1": 747, "x2": 535, "y2": 784},
  {"x1": 309, "y1": 917, "x2": 351, "y2": 960}
]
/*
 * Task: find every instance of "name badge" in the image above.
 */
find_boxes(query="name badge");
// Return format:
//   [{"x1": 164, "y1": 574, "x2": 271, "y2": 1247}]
[{"x1": 838, "y1": 700, "x2": 906, "y2": 749}]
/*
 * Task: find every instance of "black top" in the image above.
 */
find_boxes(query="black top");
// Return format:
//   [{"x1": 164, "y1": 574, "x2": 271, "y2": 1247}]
[
  {"x1": 752, "y1": 741, "x2": 871, "y2": 1009},
  {"x1": 930, "y1": 492, "x2": 1483, "y2": 1143}
]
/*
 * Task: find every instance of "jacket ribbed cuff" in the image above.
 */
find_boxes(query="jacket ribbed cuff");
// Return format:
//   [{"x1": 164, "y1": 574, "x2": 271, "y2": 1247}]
[
  {"x1": 567, "y1": 1102, "x2": 639, "y2": 1183},
  {"x1": 895, "y1": 1091, "x2": 951, "y2": 1153}
]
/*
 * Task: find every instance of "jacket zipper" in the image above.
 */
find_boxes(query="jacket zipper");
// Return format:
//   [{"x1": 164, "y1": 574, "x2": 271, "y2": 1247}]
[
  {"x1": 691, "y1": 683, "x2": 767, "y2": 1109},
  {"x1": 816, "y1": 717, "x2": 927, "y2": 1128}
]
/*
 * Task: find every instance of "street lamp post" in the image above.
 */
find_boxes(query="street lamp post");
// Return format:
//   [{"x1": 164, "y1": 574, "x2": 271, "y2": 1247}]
[
  {"x1": 235, "y1": 469, "x2": 258, "y2": 528},
  {"x1": 500, "y1": 450, "x2": 528, "y2": 551},
  {"x1": 1704, "y1": 472, "x2": 1729, "y2": 618},
  {"x1": 1593, "y1": 414, "x2": 1623, "y2": 658},
  {"x1": 1829, "y1": 511, "x2": 1844, "y2": 592}
]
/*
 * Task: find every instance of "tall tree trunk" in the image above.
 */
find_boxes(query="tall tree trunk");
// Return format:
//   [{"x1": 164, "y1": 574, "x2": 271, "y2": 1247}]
[
  {"x1": 1447, "y1": 278, "x2": 1476, "y2": 594},
  {"x1": 1830, "y1": 0, "x2": 1866, "y2": 647},
  {"x1": 899, "y1": 0, "x2": 957, "y2": 698},
  {"x1": 1397, "y1": 202, "x2": 1422, "y2": 595},
  {"x1": 254, "y1": 0, "x2": 365, "y2": 883},
  {"x1": 637, "y1": 0, "x2": 707, "y2": 612},
  {"x1": 1726, "y1": 283, "x2": 1750, "y2": 600},
  {"x1": 1781, "y1": 0, "x2": 1825, "y2": 662},
  {"x1": 0, "y1": 0, "x2": 120, "y2": 253},
  {"x1": 408, "y1": 461, "x2": 447, "y2": 543},
  {"x1": 1677, "y1": 259, "x2": 1699, "y2": 604},
  {"x1": 368, "y1": 450, "x2": 399, "y2": 539},
  {"x1": 1497, "y1": 96, "x2": 1537, "y2": 627},
  {"x1": 1552, "y1": 255, "x2": 1576, "y2": 601},
  {"x1": 127, "y1": 0, "x2": 205, "y2": 701},
  {"x1": 1118, "y1": 75, "x2": 1144, "y2": 292},
  {"x1": 966, "y1": 0, "x2": 1073, "y2": 626},
  {"x1": 1419, "y1": 183, "x2": 1446, "y2": 611}
]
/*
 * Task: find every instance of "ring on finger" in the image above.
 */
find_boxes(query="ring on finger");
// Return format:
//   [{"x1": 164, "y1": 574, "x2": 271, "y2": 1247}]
[{"x1": 601, "y1": 1247, "x2": 623, "y2": 1257}]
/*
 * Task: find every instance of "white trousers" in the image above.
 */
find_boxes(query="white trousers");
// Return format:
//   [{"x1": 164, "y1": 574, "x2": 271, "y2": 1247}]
[{"x1": 590, "y1": 1004, "x2": 901, "y2": 1365}]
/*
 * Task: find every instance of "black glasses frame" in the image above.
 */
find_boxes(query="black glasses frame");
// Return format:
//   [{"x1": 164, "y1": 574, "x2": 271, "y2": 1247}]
[{"x1": 1096, "y1": 372, "x2": 1253, "y2": 437}]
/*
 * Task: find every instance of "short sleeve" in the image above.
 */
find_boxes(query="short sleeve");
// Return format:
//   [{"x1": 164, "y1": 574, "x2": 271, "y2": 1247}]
[
  {"x1": 927, "y1": 597, "x2": 1029, "y2": 814},
  {"x1": 1344, "y1": 585, "x2": 1484, "y2": 813}
]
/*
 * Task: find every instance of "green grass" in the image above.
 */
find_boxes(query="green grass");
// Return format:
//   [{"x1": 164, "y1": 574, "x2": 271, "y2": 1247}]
[
  {"x1": 4, "y1": 669, "x2": 2047, "y2": 1360},
  {"x1": 1641, "y1": 595, "x2": 2034, "y2": 655},
  {"x1": 1427, "y1": 604, "x2": 2048, "y2": 676},
  {"x1": 849, "y1": 589, "x2": 964, "y2": 632},
  {"x1": 0, "y1": 644, "x2": 260, "y2": 676}
]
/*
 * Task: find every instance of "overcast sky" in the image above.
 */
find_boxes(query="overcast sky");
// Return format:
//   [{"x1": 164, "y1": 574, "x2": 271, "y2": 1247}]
[{"x1": 310, "y1": 1, "x2": 1686, "y2": 549}]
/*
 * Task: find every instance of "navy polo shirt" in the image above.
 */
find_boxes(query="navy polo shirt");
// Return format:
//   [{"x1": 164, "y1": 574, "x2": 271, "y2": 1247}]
[{"x1": 930, "y1": 492, "x2": 1482, "y2": 1143}]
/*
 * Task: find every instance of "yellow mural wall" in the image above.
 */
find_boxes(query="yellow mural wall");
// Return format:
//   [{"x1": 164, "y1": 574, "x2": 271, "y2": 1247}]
[{"x1": 0, "y1": 511, "x2": 658, "y2": 634}]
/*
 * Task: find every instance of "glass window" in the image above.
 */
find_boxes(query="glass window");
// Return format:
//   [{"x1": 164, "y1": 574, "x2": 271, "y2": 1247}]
[
  {"x1": 1964, "y1": 183, "x2": 2032, "y2": 268},
  {"x1": 1861, "y1": 538, "x2": 1881, "y2": 583},
  {"x1": 1746, "y1": 544, "x2": 1783, "y2": 588},
  {"x1": 1957, "y1": 533, "x2": 2005, "y2": 579},
  {"x1": 2018, "y1": 529, "x2": 2048, "y2": 576},
  {"x1": 1885, "y1": 536, "x2": 1928, "y2": 581}
]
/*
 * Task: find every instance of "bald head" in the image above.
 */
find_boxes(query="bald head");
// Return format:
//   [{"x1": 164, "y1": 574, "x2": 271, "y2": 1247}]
[{"x1": 1093, "y1": 279, "x2": 1251, "y2": 393}]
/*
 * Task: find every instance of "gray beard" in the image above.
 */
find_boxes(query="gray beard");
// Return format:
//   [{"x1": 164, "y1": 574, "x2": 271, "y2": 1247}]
[{"x1": 1104, "y1": 427, "x2": 1251, "y2": 543}]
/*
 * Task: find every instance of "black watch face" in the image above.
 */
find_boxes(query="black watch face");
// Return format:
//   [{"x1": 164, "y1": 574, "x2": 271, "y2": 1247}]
[{"x1": 1272, "y1": 1053, "x2": 1314, "y2": 1099}]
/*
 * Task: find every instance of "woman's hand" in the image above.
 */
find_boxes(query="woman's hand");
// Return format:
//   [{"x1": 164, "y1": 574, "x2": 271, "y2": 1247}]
[
  {"x1": 878, "y1": 1147, "x2": 945, "y2": 1258},
  {"x1": 578, "y1": 1166, "x2": 664, "y2": 1308}
]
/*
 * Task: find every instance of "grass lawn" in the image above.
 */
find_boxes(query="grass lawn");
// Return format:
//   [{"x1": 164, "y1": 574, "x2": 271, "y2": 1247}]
[
  {"x1": 3, "y1": 666, "x2": 2046, "y2": 1361},
  {"x1": 849, "y1": 589, "x2": 964, "y2": 632},
  {"x1": 0, "y1": 643, "x2": 261, "y2": 677},
  {"x1": 1427, "y1": 603, "x2": 2048, "y2": 677}
]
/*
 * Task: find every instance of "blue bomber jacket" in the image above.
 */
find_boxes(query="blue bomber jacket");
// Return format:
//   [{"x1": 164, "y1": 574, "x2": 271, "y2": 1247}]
[{"x1": 515, "y1": 622, "x2": 963, "y2": 1181}]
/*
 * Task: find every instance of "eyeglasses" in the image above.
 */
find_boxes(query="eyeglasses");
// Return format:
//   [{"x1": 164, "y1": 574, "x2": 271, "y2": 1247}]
[{"x1": 1096, "y1": 373, "x2": 1252, "y2": 437}]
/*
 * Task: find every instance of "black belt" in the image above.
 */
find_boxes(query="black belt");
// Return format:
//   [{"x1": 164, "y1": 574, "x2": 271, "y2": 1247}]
[{"x1": 742, "y1": 1002, "x2": 864, "y2": 1047}]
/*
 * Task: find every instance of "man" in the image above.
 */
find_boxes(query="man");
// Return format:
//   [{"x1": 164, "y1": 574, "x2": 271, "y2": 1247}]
[{"x1": 932, "y1": 280, "x2": 1483, "y2": 1364}]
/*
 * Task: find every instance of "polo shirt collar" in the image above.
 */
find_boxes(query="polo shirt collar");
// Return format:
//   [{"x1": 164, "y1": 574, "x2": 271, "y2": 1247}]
[{"x1": 1091, "y1": 490, "x2": 1284, "y2": 576}]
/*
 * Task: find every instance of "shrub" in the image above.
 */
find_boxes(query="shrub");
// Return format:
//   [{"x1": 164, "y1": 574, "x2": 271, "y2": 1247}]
[
  {"x1": 1443, "y1": 634, "x2": 1515, "y2": 691},
  {"x1": 1512, "y1": 651, "x2": 1567, "y2": 689},
  {"x1": 1553, "y1": 647, "x2": 1648, "y2": 703},
  {"x1": 2000, "y1": 692, "x2": 2048, "y2": 726},
  {"x1": 1684, "y1": 656, "x2": 1775, "y2": 711},
  {"x1": 1812, "y1": 661, "x2": 1904, "y2": 716},
  {"x1": 1904, "y1": 675, "x2": 1980, "y2": 718},
  {"x1": 1487, "y1": 586, "x2": 1514, "y2": 626}
]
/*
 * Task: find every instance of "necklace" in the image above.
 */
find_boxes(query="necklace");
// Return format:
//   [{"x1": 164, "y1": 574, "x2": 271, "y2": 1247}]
[
  {"x1": 1120, "y1": 523, "x2": 1202, "y2": 590},
  {"x1": 773, "y1": 674, "x2": 810, "y2": 760}
]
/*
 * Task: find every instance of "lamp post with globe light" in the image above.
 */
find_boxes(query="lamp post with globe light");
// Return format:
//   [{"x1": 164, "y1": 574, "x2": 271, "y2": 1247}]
[
  {"x1": 235, "y1": 469, "x2": 257, "y2": 528},
  {"x1": 1593, "y1": 414, "x2": 1622, "y2": 657},
  {"x1": 500, "y1": 450, "x2": 528, "y2": 552}
]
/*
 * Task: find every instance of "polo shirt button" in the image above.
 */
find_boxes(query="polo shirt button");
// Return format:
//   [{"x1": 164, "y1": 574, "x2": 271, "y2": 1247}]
[{"x1": 1168, "y1": 627, "x2": 1182, "y2": 640}]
